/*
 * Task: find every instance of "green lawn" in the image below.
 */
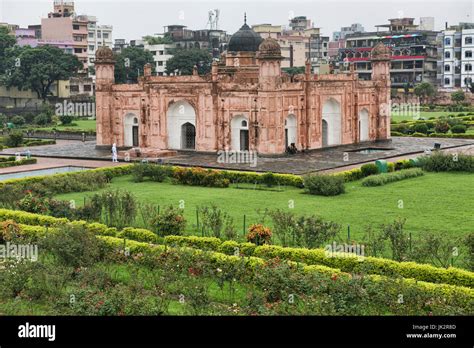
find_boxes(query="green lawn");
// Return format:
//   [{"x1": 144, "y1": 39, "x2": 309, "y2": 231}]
[
  {"x1": 55, "y1": 172, "x2": 474, "y2": 242},
  {"x1": 391, "y1": 111, "x2": 463, "y2": 123},
  {"x1": 38, "y1": 119, "x2": 96, "y2": 132}
]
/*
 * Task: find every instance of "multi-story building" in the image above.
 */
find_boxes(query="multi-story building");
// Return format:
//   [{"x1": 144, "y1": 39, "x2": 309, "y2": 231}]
[
  {"x1": 113, "y1": 39, "x2": 128, "y2": 54},
  {"x1": 165, "y1": 25, "x2": 229, "y2": 59},
  {"x1": 87, "y1": 16, "x2": 113, "y2": 74},
  {"x1": 332, "y1": 23, "x2": 365, "y2": 41},
  {"x1": 339, "y1": 18, "x2": 439, "y2": 87},
  {"x1": 41, "y1": 1, "x2": 88, "y2": 71},
  {"x1": 144, "y1": 38, "x2": 175, "y2": 76},
  {"x1": 439, "y1": 22, "x2": 474, "y2": 89},
  {"x1": 253, "y1": 16, "x2": 329, "y2": 72}
]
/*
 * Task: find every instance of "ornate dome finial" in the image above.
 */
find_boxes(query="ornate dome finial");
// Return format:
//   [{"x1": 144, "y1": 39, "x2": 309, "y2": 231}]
[{"x1": 244, "y1": 12, "x2": 247, "y2": 25}]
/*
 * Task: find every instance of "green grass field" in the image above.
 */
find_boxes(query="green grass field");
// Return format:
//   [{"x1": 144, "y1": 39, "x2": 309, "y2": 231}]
[
  {"x1": 38, "y1": 119, "x2": 96, "y2": 132},
  {"x1": 391, "y1": 111, "x2": 463, "y2": 123},
  {"x1": 55, "y1": 172, "x2": 474, "y2": 242}
]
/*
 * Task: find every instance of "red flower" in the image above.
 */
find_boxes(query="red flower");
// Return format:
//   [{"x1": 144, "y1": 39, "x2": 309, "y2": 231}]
[{"x1": 331, "y1": 274, "x2": 338, "y2": 281}]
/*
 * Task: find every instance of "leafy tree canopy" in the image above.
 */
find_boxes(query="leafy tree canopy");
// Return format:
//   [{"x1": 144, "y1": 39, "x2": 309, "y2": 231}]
[
  {"x1": 0, "y1": 26, "x2": 17, "y2": 73},
  {"x1": 165, "y1": 48, "x2": 212, "y2": 76},
  {"x1": 451, "y1": 90, "x2": 466, "y2": 103},
  {"x1": 414, "y1": 82, "x2": 435, "y2": 97},
  {"x1": 114, "y1": 47, "x2": 155, "y2": 84},
  {"x1": 143, "y1": 35, "x2": 173, "y2": 45},
  {"x1": 1, "y1": 45, "x2": 82, "y2": 101},
  {"x1": 282, "y1": 66, "x2": 305, "y2": 76}
]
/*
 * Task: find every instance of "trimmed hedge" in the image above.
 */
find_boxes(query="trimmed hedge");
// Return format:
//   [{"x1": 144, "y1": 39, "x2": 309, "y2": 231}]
[
  {"x1": 99, "y1": 236, "x2": 474, "y2": 312},
  {"x1": 162, "y1": 235, "x2": 474, "y2": 288},
  {"x1": 4, "y1": 219, "x2": 474, "y2": 312},
  {"x1": 361, "y1": 168, "x2": 424, "y2": 187},
  {"x1": 3, "y1": 208, "x2": 473, "y2": 288},
  {"x1": 303, "y1": 174, "x2": 345, "y2": 196},
  {"x1": 418, "y1": 152, "x2": 474, "y2": 172},
  {"x1": 0, "y1": 157, "x2": 37, "y2": 168}
]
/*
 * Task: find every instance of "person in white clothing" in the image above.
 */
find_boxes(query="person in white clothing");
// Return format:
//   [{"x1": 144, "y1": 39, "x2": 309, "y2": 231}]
[{"x1": 112, "y1": 143, "x2": 118, "y2": 162}]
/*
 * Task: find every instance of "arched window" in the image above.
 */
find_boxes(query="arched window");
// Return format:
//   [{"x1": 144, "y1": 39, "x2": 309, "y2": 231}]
[
  {"x1": 445, "y1": 51, "x2": 451, "y2": 59},
  {"x1": 444, "y1": 64, "x2": 451, "y2": 72},
  {"x1": 133, "y1": 117, "x2": 138, "y2": 124},
  {"x1": 465, "y1": 37, "x2": 473, "y2": 45},
  {"x1": 465, "y1": 63, "x2": 473, "y2": 72},
  {"x1": 465, "y1": 50, "x2": 473, "y2": 58},
  {"x1": 445, "y1": 37, "x2": 451, "y2": 46},
  {"x1": 241, "y1": 120, "x2": 248, "y2": 128},
  {"x1": 444, "y1": 77, "x2": 450, "y2": 85}
]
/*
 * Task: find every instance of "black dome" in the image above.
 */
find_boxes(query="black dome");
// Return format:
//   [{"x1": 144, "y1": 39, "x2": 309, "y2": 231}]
[{"x1": 228, "y1": 22, "x2": 263, "y2": 52}]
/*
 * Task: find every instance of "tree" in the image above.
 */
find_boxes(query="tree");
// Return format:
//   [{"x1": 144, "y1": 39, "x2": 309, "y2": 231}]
[
  {"x1": 165, "y1": 48, "x2": 212, "y2": 76},
  {"x1": 0, "y1": 26, "x2": 16, "y2": 73},
  {"x1": 143, "y1": 35, "x2": 173, "y2": 45},
  {"x1": 2, "y1": 45, "x2": 82, "y2": 101},
  {"x1": 451, "y1": 90, "x2": 465, "y2": 104},
  {"x1": 414, "y1": 82, "x2": 435, "y2": 104},
  {"x1": 114, "y1": 47, "x2": 155, "y2": 84},
  {"x1": 282, "y1": 66, "x2": 305, "y2": 76}
]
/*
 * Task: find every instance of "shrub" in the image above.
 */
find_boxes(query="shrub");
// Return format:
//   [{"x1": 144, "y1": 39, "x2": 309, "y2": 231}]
[
  {"x1": 303, "y1": 174, "x2": 345, "y2": 196},
  {"x1": 246, "y1": 224, "x2": 272, "y2": 245},
  {"x1": 59, "y1": 115, "x2": 74, "y2": 125},
  {"x1": 361, "y1": 168, "x2": 424, "y2": 187},
  {"x1": 5, "y1": 131, "x2": 23, "y2": 147},
  {"x1": 261, "y1": 172, "x2": 277, "y2": 187},
  {"x1": 131, "y1": 163, "x2": 172, "y2": 183},
  {"x1": 172, "y1": 167, "x2": 230, "y2": 188},
  {"x1": 16, "y1": 192, "x2": 49, "y2": 214},
  {"x1": 151, "y1": 206, "x2": 186, "y2": 237},
  {"x1": 42, "y1": 225, "x2": 103, "y2": 268},
  {"x1": 11, "y1": 115, "x2": 25, "y2": 126},
  {"x1": 34, "y1": 113, "x2": 52, "y2": 125},
  {"x1": 197, "y1": 204, "x2": 235, "y2": 240},
  {"x1": 418, "y1": 152, "x2": 474, "y2": 172},
  {"x1": 451, "y1": 124, "x2": 467, "y2": 134},
  {"x1": 89, "y1": 189, "x2": 138, "y2": 229},
  {"x1": 360, "y1": 163, "x2": 379, "y2": 177},
  {"x1": 412, "y1": 123, "x2": 429, "y2": 134},
  {"x1": 434, "y1": 120, "x2": 450, "y2": 134},
  {"x1": 412, "y1": 132, "x2": 427, "y2": 137}
]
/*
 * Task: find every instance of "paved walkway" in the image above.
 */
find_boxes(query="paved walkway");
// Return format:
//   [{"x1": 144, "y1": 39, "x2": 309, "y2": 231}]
[{"x1": 1, "y1": 137, "x2": 473, "y2": 175}]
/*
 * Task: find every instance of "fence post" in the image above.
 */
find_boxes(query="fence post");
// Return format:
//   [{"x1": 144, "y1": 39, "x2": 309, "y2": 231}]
[{"x1": 347, "y1": 225, "x2": 350, "y2": 242}]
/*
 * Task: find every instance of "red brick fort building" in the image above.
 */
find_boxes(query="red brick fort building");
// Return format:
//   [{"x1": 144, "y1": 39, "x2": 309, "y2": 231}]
[{"x1": 94, "y1": 18, "x2": 391, "y2": 156}]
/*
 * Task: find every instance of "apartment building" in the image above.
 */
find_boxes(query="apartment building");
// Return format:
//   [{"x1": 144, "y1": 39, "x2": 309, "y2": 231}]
[
  {"x1": 253, "y1": 16, "x2": 329, "y2": 71},
  {"x1": 339, "y1": 18, "x2": 439, "y2": 87},
  {"x1": 87, "y1": 16, "x2": 113, "y2": 75},
  {"x1": 439, "y1": 22, "x2": 474, "y2": 89},
  {"x1": 144, "y1": 39, "x2": 175, "y2": 76}
]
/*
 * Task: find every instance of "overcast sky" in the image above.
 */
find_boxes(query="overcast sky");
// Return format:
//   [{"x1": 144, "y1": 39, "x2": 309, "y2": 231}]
[{"x1": 1, "y1": 0, "x2": 473, "y2": 41}]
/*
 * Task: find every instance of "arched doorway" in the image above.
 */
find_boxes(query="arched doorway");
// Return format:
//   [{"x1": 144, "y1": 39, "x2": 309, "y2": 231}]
[
  {"x1": 167, "y1": 100, "x2": 196, "y2": 150},
  {"x1": 322, "y1": 120, "x2": 328, "y2": 147},
  {"x1": 181, "y1": 122, "x2": 196, "y2": 149},
  {"x1": 124, "y1": 113, "x2": 139, "y2": 147},
  {"x1": 231, "y1": 115, "x2": 249, "y2": 151},
  {"x1": 285, "y1": 115, "x2": 297, "y2": 148},
  {"x1": 359, "y1": 108, "x2": 369, "y2": 142},
  {"x1": 322, "y1": 98, "x2": 342, "y2": 147}
]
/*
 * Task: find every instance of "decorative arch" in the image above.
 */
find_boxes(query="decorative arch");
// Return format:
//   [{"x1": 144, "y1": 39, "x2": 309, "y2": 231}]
[
  {"x1": 231, "y1": 115, "x2": 249, "y2": 151},
  {"x1": 124, "y1": 113, "x2": 139, "y2": 147},
  {"x1": 322, "y1": 98, "x2": 342, "y2": 146},
  {"x1": 285, "y1": 114, "x2": 297, "y2": 148},
  {"x1": 166, "y1": 100, "x2": 196, "y2": 150},
  {"x1": 359, "y1": 108, "x2": 370, "y2": 142}
]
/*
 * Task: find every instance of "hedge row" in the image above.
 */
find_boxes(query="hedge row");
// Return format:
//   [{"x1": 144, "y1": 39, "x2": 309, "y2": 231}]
[
  {"x1": 96, "y1": 235, "x2": 474, "y2": 311},
  {"x1": 361, "y1": 168, "x2": 424, "y2": 187},
  {"x1": 0, "y1": 165, "x2": 133, "y2": 191},
  {"x1": 163, "y1": 235, "x2": 474, "y2": 288},
  {"x1": 0, "y1": 158, "x2": 37, "y2": 168},
  {"x1": 4, "y1": 219, "x2": 474, "y2": 311},
  {"x1": 3, "y1": 208, "x2": 472, "y2": 288}
]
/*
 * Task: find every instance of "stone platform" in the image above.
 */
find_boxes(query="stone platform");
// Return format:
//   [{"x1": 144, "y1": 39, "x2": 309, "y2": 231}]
[{"x1": 1, "y1": 137, "x2": 473, "y2": 175}]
